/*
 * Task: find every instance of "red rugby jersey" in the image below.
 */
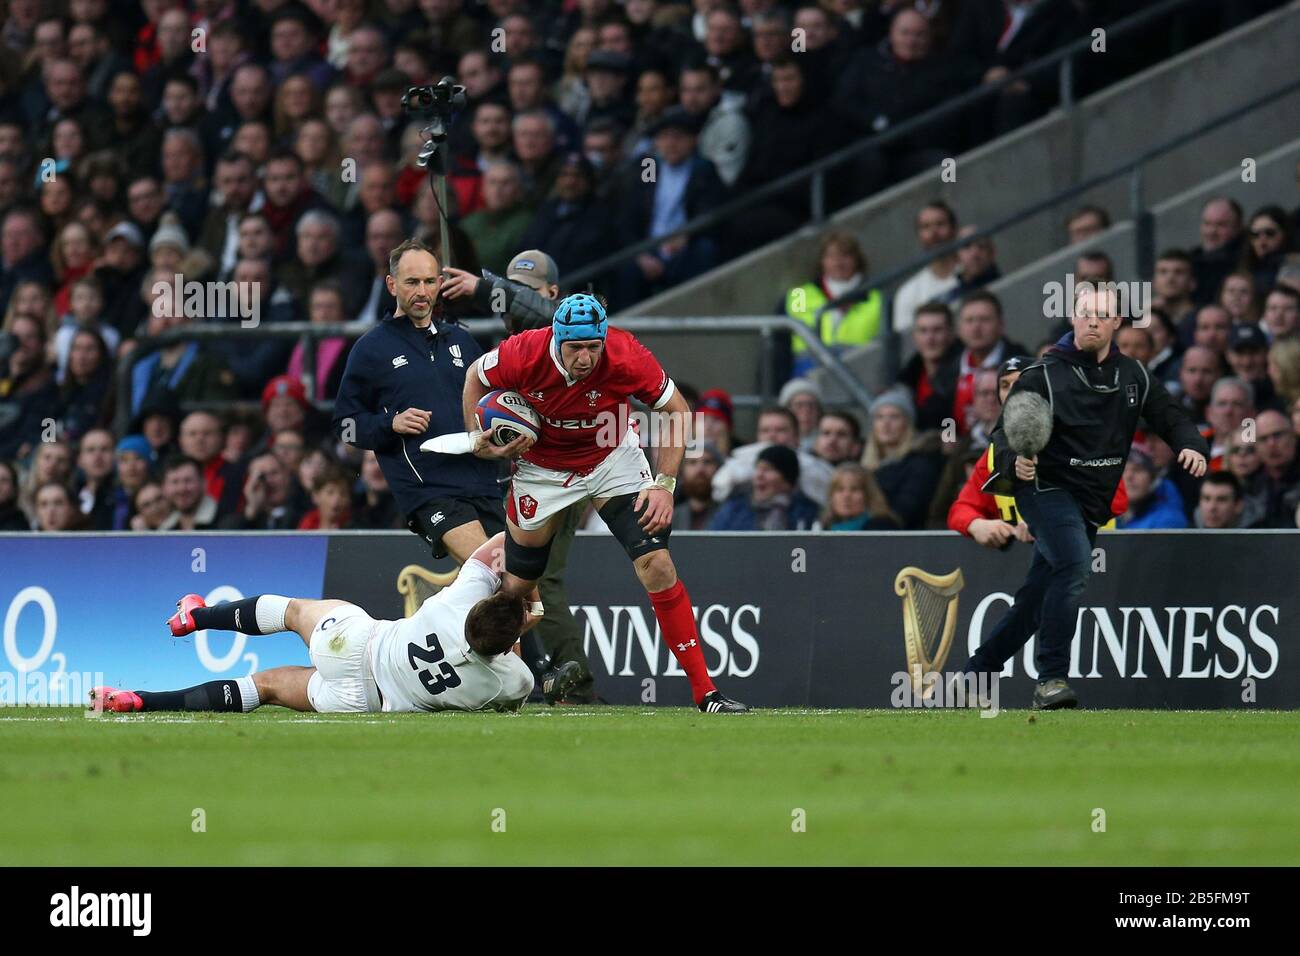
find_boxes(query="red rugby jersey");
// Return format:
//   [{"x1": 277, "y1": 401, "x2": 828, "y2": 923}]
[{"x1": 477, "y1": 326, "x2": 675, "y2": 472}]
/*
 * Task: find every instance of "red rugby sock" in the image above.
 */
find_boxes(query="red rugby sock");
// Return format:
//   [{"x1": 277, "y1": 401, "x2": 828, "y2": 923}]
[{"x1": 649, "y1": 579, "x2": 716, "y2": 705}]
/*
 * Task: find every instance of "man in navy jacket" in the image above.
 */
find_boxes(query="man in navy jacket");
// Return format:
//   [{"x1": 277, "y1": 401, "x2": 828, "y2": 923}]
[{"x1": 333, "y1": 239, "x2": 513, "y2": 560}]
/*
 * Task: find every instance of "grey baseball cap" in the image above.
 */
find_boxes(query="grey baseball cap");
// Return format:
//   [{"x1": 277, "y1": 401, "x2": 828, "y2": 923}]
[{"x1": 506, "y1": 250, "x2": 559, "y2": 290}]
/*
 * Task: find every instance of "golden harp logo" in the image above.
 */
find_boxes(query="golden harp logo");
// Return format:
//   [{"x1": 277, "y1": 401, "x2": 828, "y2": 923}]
[
  {"x1": 396, "y1": 565, "x2": 460, "y2": 617},
  {"x1": 894, "y1": 566, "x2": 965, "y2": 697}
]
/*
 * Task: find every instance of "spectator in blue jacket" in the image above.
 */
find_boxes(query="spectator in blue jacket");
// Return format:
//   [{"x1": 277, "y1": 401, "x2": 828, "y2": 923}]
[
  {"x1": 1118, "y1": 445, "x2": 1188, "y2": 529},
  {"x1": 333, "y1": 239, "x2": 512, "y2": 562},
  {"x1": 709, "y1": 444, "x2": 819, "y2": 531}
]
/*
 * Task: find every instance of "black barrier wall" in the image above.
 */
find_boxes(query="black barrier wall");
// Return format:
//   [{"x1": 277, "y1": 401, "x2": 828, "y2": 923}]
[{"x1": 321, "y1": 531, "x2": 1299, "y2": 710}]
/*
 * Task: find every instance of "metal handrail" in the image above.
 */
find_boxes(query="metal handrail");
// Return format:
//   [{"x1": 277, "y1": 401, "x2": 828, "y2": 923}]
[
  {"x1": 562, "y1": 0, "x2": 1207, "y2": 292},
  {"x1": 112, "y1": 314, "x2": 874, "y2": 435},
  {"x1": 811, "y1": 72, "x2": 1300, "y2": 379}
]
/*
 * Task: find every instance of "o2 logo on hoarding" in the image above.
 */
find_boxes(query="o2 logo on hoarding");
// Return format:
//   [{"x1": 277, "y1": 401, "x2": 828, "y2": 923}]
[{"x1": 4, "y1": 585, "x2": 64, "y2": 674}]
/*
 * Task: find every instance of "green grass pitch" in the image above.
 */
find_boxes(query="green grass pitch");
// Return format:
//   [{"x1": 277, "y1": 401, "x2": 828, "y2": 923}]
[{"x1": 2, "y1": 707, "x2": 1297, "y2": 866}]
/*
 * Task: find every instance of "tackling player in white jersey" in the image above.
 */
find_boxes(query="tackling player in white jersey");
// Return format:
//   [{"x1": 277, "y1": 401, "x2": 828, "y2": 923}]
[{"x1": 90, "y1": 534, "x2": 581, "y2": 715}]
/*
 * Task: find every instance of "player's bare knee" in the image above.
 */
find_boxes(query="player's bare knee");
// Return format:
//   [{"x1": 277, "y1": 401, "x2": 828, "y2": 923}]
[{"x1": 634, "y1": 550, "x2": 677, "y2": 591}]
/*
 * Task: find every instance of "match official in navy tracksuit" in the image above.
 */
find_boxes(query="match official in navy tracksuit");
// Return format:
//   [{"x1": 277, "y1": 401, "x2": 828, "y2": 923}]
[{"x1": 333, "y1": 239, "x2": 517, "y2": 561}]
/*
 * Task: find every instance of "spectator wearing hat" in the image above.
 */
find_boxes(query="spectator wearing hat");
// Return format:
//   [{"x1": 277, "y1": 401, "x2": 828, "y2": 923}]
[
  {"x1": 617, "y1": 105, "x2": 723, "y2": 307},
  {"x1": 95, "y1": 218, "x2": 150, "y2": 338},
  {"x1": 517, "y1": 153, "x2": 615, "y2": 281},
  {"x1": 460, "y1": 161, "x2": 536, "y2": 277},
  {"x1": 584, "y1": 49, "x2": 637, "y2": 132},
  {"x1": 443, "y1": 248, "x2": 561, "y2": 335},
  {"x1": 1226, "y1": 322, "x2": 1278, "y2": 411},
  {"x1": 1118, "y1": 445, "x2": 1187, "y2": 529},
  {"x1": 778, "y1": 378, "x2": 823, "y2": 451},
  {"x1": 782, "y1": 230, "x2": 883, "y2": 382},
  {"x1": 712, "y1": 405, "x2": 833, "y2": 507},
  {"x1": 111, "y1": 434, "x2": 155, "y2": 529},
  {"x1": 709, "y1": 444, "x2": 819, "y2": 531},
  {"x1": 673, "y1": 440, "x2": 725, "y2": 530},
  {"x1": 695, "y1": 387, "x2": 735, "y2": 455},
  {"x1": 862, "y1": 388, "x2": 944, "y2": 529},
  {"x1": 260, "y1": 373, "x2": 328, "y2": 450},
  {"x1": 147, "y1": 214, "x2": 191, "y2": 275},
  {"x1": 678, "y1": 62, "x2": 750, "y2": 189}
]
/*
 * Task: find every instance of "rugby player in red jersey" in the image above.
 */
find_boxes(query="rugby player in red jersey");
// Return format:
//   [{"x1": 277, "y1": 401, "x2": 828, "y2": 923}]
[{"x1": 462, "y1": 293, "x2": 749, "y2": 713}]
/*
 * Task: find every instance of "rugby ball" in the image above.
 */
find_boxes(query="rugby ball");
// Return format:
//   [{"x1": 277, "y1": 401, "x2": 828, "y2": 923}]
[{"x1": 476, "y1": 389, "x2": 541, "y2": 446}]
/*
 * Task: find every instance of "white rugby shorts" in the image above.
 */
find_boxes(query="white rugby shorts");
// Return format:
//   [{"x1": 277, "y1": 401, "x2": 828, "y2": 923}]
[{"x1": 508, "y1": 434, "x2": 654, "y2": 531}]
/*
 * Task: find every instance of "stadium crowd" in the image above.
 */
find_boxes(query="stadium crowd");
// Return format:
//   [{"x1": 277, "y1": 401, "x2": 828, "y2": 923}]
[{"x1": 0, "y1": 0, "x2": 1294, "y2": 537}]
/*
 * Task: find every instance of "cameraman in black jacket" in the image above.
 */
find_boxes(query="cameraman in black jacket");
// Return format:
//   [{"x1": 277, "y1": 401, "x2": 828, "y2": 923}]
[{"x1": 970, "y1": 287, "x2": 1209, "y2": 709}]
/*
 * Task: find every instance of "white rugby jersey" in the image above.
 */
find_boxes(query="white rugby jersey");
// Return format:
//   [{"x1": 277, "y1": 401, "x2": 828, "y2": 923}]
[{"x1": 369, "y1": 559, "x2": 534, "y2": 712}]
